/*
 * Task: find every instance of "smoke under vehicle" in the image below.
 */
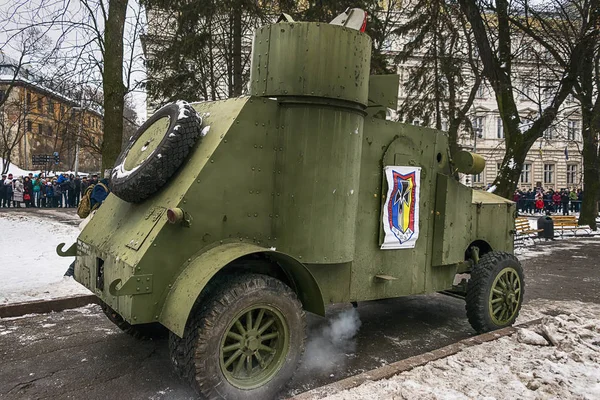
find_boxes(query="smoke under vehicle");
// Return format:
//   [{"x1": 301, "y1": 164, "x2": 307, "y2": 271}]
[{"x1": 57, "y1": 9, "x2": 524, "y2": 400}]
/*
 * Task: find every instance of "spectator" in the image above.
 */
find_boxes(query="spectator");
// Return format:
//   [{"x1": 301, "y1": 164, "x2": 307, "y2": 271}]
[
  {"x1": 535, "y1": 195, "x2": 544, "y2": 214},
  {"x1": 68, "y1": 174, "x2": 76, "y2": 208},
  {"x1": 0, "y1": 174, "x2": 6, "y2": 207},
  {"x1": 577, "y1": 189, "x2": 583, "y2": 213},
  {"x1": 74, "y1": 175, "x2": 82, "y2": 207},
  {"x1": 561, "y1": 190, "x2": 570, "y2": 215},
  {"x1": 32, "y1": 175, "x2": 41, "y2": 208},
  {"x1": 552, "y1": 191, "x2": 561, "y2": 213},
  {"x1": 53, "y1": 180, "x2": 62, "y2": 208},
  {"x1": 45, "y1": 182, "x2": 54, "y2": 207},
  {"x1": 12, "y1": 178, "x2": 23, "y2": 208},
  {"x1": 3, "y1": 174, "x2": 14, "y2": 208},
  {"x1": 23, "y1": 176, "x2": 33, "y2": 207},
  {"x1": 569, "y1": 189, "x2": 578, "y2": 212}
]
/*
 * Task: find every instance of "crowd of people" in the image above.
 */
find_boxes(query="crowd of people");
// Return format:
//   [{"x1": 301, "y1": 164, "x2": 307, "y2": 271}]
[
  {"x1": 513, "y1": 187, "x2": 583, "y2": 215},
  {"x1": 0, "y1": 172, "x2": 101, "y2": 209}
]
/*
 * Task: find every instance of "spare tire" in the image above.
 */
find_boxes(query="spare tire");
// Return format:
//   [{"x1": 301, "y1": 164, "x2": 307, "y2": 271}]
[{"x1": 111, "y1": 101, "x2": 203, "y2": 203}]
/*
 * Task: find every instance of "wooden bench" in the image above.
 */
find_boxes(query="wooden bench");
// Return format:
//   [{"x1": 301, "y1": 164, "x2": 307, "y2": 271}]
[
  {"x1": 551, "y1": 215, "x2": 590, "y2": 237},
  {"x1": 514, "y1": 217, "x2": 543, "y2": 243}
]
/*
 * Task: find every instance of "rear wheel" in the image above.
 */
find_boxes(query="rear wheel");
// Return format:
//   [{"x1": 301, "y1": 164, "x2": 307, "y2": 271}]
[
  {"x1": 466, "y1": 251, "x2": 524, "y2": 333},
  {"x1": 173, "y1": 274, "x2": 306, "y2": 400}
]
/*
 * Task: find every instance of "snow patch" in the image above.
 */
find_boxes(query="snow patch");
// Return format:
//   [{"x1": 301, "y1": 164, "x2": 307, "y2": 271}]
[
  {"x1": 486, "y1": 185, "x2": 497, "y2": 193},
  {"x1": 321, "y1": 302, "x2": 600, "y2": 400},
  {"x1": 175, "y1": 100, "x2": 190, "y2": 120},
  {"x1": 0, "y1": 214, "x2": 90, "y2": 304},
  {"x1": 201, "y1": 125, "x2": 211, "y2": 137}
]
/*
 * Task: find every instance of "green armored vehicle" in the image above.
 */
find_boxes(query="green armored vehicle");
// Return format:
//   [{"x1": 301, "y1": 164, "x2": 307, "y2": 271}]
[{"x1": 58, "y1": 11, "x2": 523, "y2": 400}]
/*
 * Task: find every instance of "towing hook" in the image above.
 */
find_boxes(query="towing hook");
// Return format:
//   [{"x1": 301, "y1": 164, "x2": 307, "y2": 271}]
[{"x1": 57, "y1": 242, "x2": 77, "y2": 257}]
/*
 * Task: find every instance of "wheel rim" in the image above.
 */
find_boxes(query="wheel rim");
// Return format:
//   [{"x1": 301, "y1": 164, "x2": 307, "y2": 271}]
[
  {"x1": 488, "y1": 267, "x2": 522, "y2": 325},
  {"x1": 219, "y1": 305, "x2": 289, "y2": 389},
  {"x1": 123, "y1": 116, "x2": 170, "y2": 171}
]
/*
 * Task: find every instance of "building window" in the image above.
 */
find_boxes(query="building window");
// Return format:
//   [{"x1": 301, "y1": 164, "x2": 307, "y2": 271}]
[
  {"x1": 497, "y1": 118, "x2": 504, "y2": 138},
  {"x1": 472, "y1": 116, "x2": 485, "y2": 138},
  {"x1": 60, "y1": 105, "x2": 65, "y2": 115},
  {"x1": 38, "y1": 123, "x2": 43, "y2": 135},
  {"x1": 543, "y1": 126, "x2": 554, "y2": 139},
  {"x1": 37, "y1": 97, "x2": 43, "y2": 112},
  {"x1": 472, "y1": 173, "x2": 482, "y2": 184},
  {"x1": 566, "y1": 164, "x2": 577, "y2": 185},
  {"x1": 26, "y1": 92, "x2": 31, "y2": 106},
  {"x1": 520, "y1": 163, "x2": 531, "y2": 183},
  {"x1": 567, "y1": 119, "x2": 578, "y2": 141},
  {"x1": 543, "y1": 164, "x2": 554, "y2": 184},
  {"x1": 47, "y1": 99, "x2": 53, "y2": 115},
  {"x1": 47, "y1": 125, "x2": 53, "y2": 136},
  {"x1": 27, "y1": 120, "x2": 32, "y2": 131},
  {"x1": 477, "y1": 84, "x2": 485, "y2": 98}
]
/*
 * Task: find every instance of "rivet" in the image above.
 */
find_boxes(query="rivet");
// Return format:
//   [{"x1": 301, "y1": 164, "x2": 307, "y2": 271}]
[
  {"x1": 137, "y1": 278, "x2": 140, "y2": 282},
  {"x1": 258, "y1": 168, "x2": 261, "y2": 172},
  {"x1": 155, "y1": 315, "x2": 159, "y2": 319},
  {"x1": 240, "y1": 238, "x2": 243, "y2": 241},
  {"x1": 146, "y1": 287, "x2": 149, "y2": 291},
  {"x1": 224, "y1": 139, "x2": 227, "y2": 143},
  {"x1": 299, "y1": 256, "x2": 302, "y2": 259},
  {"x1": 211, "y1": 159, "x2": 214, "y2": 163},
  {"x1": 275, "y1": 214, "x2": 279, "y2": 218},
  {"x1": 133, "y1": 316, "x2": 137, "y2": 320},
  {"x1": 255, "y1": 122, "x2": 259, "y2": 126},
  {"x1": 168, "y1": 284, "x2": 172, "y2": 288},
  {"x1": 250, "y1": 190, "x2": 254, "y2": 194},
  {"x1": 197, "y1": 180, "x2": 200, "y2": 183},
  {"x1": 188, "y1": 258, "x2": 192, "y2": 262},
  {"x1": 254, "y1": 144, "x2": 258, "y2": 148},
  {"x1": 254, "y1": 213, "x2": 258, "y2": 217},
  {"x1": 277, "y1": 193, "x2": 280, "y2": 196},
  {"x1": 136, "y1": 287, "x2": 140, "y2": 291},
  {"x1": 183, "y1": 200, "x2": 187, "y2": 204},
  {"x1": 248, "y1": 213, "x2": 251, "y2": 217},
  {"x1": 252, "y1": 167, "x2": 255, "y2": 171},
  {"x1": 146, "y1": 277, "x2": 150, "y2": 281},
  {"x1": 279, "y1": 147, "x2": 283, "y2": 151},
  {"x1": 259, "y1": 145, "x2": 263, "y2": 149}
]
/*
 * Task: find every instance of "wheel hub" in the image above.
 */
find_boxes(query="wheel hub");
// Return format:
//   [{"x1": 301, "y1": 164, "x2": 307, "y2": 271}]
[
  {"x1": 489, "y1": 267, "x2": 522, "y2": 325},
  {"x1": 220, "y1": 305, "x2": 289, "y2": 389}
]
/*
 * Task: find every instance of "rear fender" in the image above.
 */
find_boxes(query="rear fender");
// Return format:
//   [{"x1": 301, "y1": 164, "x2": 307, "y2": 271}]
[{"x1": 159, "y1": 242, "x2": 325, "y2": 337}]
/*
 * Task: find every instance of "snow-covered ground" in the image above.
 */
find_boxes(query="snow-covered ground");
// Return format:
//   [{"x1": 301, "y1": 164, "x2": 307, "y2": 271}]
[
  {"x1": 317, "y1": 299, "x2": 600, "y2": 400},
  {"x1": 0, "y1": 214, "x2": 90, "y2": 304}
]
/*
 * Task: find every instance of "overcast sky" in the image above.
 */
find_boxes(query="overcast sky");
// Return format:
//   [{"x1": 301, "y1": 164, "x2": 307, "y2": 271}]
[{"x1": 0, "y1": 0, "x2": 147, "y2": 123}]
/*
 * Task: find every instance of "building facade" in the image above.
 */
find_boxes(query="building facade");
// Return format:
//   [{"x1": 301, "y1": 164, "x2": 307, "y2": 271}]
[{"x1": 0, "y1": 53, "x2": 103, "y2": 174}]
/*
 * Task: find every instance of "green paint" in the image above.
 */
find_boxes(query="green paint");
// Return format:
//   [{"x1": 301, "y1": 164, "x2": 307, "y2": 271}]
[
  {"x1": 488, "y1": 267, "x2": 522, "y2": 325},
  {"x1": 66, "y1": 21, "x2": 517, "y2": 339},
  {"x1": 219, "y1": 305, "x2": 289, "y2": 389}
]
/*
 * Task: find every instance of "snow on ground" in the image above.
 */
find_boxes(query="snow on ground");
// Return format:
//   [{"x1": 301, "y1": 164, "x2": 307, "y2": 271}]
[
  {"x1": 0, "y1": 214, "x2": 90, "y2": 304},
  {"x1": 318, "y1": 299, "x2": 600, "y2": 400}
]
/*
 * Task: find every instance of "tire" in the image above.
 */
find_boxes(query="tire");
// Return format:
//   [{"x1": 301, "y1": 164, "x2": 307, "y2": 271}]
[
  {"x1": 100, "y1": 301, "x2": 167, "y2": 340},
  {"x1": 173, "y1": 274, "x2": 306, "y2": 400},
  {"x1": 111, "y1": 101, "x2": 203, "y2": 203},
  {"x1": 466, "y1": 251, "x2": 525, "y2": 333}
]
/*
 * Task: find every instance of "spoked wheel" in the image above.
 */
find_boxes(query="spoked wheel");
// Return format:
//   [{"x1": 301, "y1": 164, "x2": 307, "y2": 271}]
[
  {"x1": 220, "y1": 305, "x2": 290, "y2": 389},
  {"x1": 172, "y1": 273, "x2": 306, "y2": 400},
  {"x1": 466, "y1": 251, "x2": 524, "y2": 333}
]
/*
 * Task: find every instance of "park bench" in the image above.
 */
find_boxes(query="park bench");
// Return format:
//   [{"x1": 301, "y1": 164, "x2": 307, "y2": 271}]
[
  {"x1": 514, "y1": 217, "x2": 543, "y2": 244},
  {"x1": 551, "y1": 215, "x2": 591, "y2": 237}
]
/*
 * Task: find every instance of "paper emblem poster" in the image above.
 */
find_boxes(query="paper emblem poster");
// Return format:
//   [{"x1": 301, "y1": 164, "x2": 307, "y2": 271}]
[{"x1": 381, "y1": 166, "x2": 421, "y2": 249}]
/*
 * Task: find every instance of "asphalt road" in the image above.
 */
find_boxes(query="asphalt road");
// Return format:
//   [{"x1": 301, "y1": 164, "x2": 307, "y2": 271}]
[{"x1": 1, "y1": 209, "x2": 600, "y2": 399}]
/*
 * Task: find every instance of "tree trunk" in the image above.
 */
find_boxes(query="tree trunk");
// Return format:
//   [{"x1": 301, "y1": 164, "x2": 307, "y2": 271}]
[
  {"x1": 579, "y1": 96, "x2": 600, "y2": 230},
  {"x1": 232, "y1": 7, "x2": 243, "y2": 96},
  {"x1": 102, "y1": 0, "x2": 128, "y2": 174}
]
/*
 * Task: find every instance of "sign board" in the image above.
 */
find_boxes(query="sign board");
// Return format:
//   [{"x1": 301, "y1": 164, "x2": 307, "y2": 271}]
[{"x1": 381, "y1": 166, "x2": 421, "y2": 250}]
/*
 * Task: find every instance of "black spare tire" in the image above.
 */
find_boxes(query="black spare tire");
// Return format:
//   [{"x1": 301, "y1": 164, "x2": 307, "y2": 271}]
[{"x1": 111, "y1": 101, "x2": 203, "y2": 203}]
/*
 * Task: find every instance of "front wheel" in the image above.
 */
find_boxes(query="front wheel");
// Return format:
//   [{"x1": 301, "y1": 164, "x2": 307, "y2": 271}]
[
  {"x1": 173, "y1": 274, "x2": 306, "y2": 400},
  {"x1": 466, "y1": 251, "x2": 524, "y2": 333}
]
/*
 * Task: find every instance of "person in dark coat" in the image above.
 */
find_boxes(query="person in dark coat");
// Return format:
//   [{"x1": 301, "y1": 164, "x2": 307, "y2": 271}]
[
  {"x1": 68, "y1": 174, "x2": 76, "y2": 208},
  {"x1": 23, "y1": 176, "x2": 33, "y2": 207},
  {"x1": 0, "y1": 174, "x2": 6, "y2": 207},
  {"x1": 561, "y1": 190, "x2": 570, "y2": 215},
  {"x1": 3, "y1": 174, "x2": 14, "y2": 208},
  {"x1": 73, "y1": 176, "x2": 82, "y2": 207}
]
